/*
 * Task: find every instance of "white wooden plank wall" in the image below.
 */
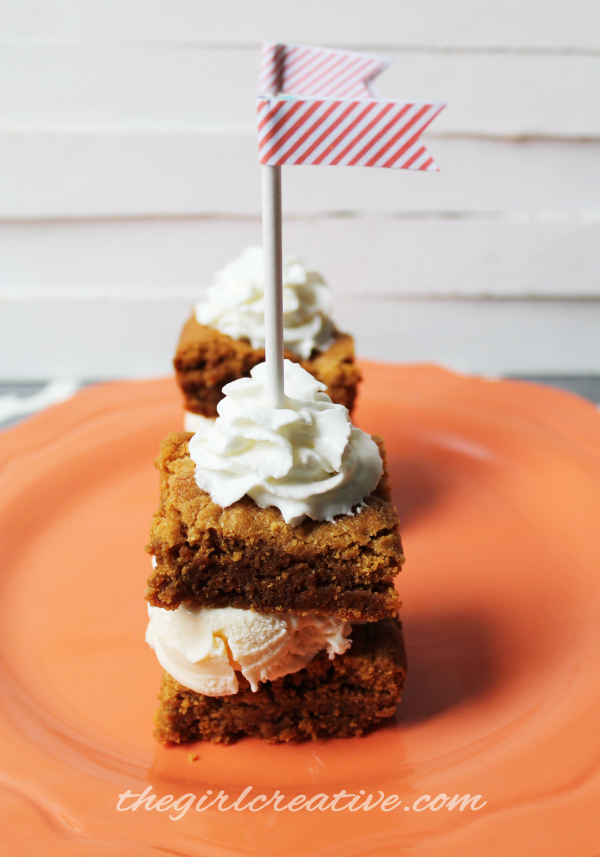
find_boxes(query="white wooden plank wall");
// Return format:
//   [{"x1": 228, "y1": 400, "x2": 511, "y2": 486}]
[{"x1": 1, "y1": 0, "x2": 599, "y2": 378}]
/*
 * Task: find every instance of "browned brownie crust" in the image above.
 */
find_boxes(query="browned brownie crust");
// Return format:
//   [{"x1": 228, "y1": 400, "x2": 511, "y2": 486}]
[
  {"x1": 154, "y1": 618, "x2": 407, "y2": 744},
  {"x1": 174, "y1": 315, "x2": 361, "y2": 417},
  {"x1": 145, "y1": 433, "x2": 404, "y2": 620}
]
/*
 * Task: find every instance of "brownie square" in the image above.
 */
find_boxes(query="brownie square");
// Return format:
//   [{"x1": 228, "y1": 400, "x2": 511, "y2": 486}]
[
  {"x1": 153, "y1": 618, "x2": 407, "y2": 743},
  {"x1": 145, "y1": 432, "x2": 404, "y2": 621},
  {"x1": 174, "y1": 315, "x2": 361, "y2": 417}
]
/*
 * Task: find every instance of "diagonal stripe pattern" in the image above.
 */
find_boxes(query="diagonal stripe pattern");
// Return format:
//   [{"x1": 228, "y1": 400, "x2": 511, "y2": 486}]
[
  {"x1": 257, "y1": 95, "x2": 445, "y2": 171},
  {"x1": 259, "y1": 41, "x2": 387, "y2": 100},
  {"x1": 257, "y1": 41, "x2": 445, "y2": 171}
]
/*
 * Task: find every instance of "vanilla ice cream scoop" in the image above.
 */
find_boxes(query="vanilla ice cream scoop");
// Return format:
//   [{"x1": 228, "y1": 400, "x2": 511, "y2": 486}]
[
  {"x1": 183, "y1": 412, "x2": 215, "y2": 433},
  {"x1": 146, "y1": 602, "x2": 352, "y2": 696}
]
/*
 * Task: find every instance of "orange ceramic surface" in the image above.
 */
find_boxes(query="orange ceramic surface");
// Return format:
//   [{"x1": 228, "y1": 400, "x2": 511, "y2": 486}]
[{"x1": 0, "y1": 364, "x2": 599, "y2": 857}]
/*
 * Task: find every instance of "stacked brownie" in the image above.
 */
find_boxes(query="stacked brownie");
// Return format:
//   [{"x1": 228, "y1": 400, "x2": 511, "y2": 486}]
[
  {"x1": 145, "y1": 432, "x2": 406, "y2": 744},
  {"x1": 156, "y1": 619, "x2": 406, "y2": 743},
  {"x1": 175, "y1": 316, "x2": 360, "y2": 417},
  {"x1": 173, "y1": 247, "x2": 361, "y2": 421}
]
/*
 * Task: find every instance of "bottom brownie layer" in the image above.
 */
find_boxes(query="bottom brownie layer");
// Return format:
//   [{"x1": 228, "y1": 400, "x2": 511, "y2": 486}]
[{"x1": 153, "y1": 618, "x2": 407, "y2": 744}]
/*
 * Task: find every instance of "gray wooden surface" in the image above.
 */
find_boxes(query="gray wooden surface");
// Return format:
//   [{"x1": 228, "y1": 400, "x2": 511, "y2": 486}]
[{"x1": 0, "y1": 375, "x2": 598, "y2": 433}]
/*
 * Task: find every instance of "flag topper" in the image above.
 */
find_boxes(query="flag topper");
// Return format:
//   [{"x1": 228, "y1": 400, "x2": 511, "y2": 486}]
[
  {"x1": 258, "y1": 41, "x2": 445, "y2": 171},
  {"x1": 257, "y1": 42, "x2": 446, "y2": 406}
]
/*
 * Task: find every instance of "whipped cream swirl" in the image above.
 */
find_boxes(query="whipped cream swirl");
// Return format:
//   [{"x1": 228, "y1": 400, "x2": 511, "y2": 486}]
[
  {"x1": 146, "y1": 602, "x2": 351, "y2": 696},
  {"x1": 188, "y1": 360, "x2": 383, "y2": 525},
  {"x1": 194, "y1": 246, "x2": 334, "y2": 359}
]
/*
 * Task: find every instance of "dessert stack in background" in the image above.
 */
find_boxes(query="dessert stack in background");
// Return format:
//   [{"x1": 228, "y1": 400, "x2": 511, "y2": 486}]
[{"x1": 175, "y1": 247, "x2": 361, "y2": 430}]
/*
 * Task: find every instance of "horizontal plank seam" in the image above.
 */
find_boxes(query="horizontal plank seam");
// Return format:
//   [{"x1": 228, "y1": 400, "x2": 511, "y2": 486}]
[
  {"x1": 1, "y1": 125, "x2": 600, "y2": 143},
  {"x1": 1, "y1": 211, "x2": 599, "y2": 225},
  {"x1": 1, "y1": 40, "x2": 599, "y2": 56},
  {"x1": 2, "y1": 291, "x2": 600, "y2": 303}
]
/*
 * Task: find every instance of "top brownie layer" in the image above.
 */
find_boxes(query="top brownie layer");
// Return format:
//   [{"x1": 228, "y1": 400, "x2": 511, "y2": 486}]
[
  {"x1": 174, "y1": 316, "x2": 361, "y2": 417},
  {"x1": 145, "y1": 433, "x2": 404, "y2": 621}
]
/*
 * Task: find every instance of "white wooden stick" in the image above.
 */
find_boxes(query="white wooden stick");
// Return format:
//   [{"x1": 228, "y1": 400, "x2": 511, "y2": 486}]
[{"x1": 261, "y1": 163, "x2": 285, "y2": 408}]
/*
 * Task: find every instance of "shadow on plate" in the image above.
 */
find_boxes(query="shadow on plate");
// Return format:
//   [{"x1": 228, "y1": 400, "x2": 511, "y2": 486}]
[
  {"x1": 397, "y1": 612, "x2": 495, "y2": 725},
  {"x1": 387, "y1": 457, "x2": 449, "y2": 527}
]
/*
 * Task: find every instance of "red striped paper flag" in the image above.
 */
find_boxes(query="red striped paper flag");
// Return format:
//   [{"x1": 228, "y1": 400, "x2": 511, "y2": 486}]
[
  {"x1": 257, "y1": 42, "x2": 445, "y2": 171},
  {"x1": 259, "y1": 41, "x2": 387, "y2": 100},
  {"x1": 258, "y1": 95, "x2": 444, "y2": 171}
]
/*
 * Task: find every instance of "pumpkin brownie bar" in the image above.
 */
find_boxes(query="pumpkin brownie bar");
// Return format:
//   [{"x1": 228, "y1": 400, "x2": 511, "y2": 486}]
[
  {"x1": 145, "y1": 432, "x2": 404, "y2": 621},
  {"x1": 174, "y1": 315, "x2": 361, "y2": 417},
  {"x1": 153, "y1": 617, "x2": 407, "y2": 744}
]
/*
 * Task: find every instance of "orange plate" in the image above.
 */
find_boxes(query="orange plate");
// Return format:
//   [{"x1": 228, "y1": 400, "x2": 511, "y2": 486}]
[{"x1": 1, "y1": 363, "x2": 600, "y2": 856}]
